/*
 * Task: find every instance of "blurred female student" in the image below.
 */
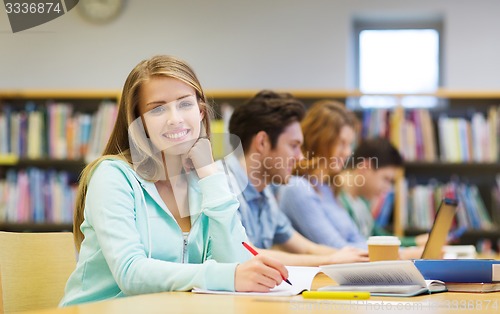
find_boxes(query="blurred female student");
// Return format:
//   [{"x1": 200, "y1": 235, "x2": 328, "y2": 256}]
[
  {"x1": 278, "y1": 102, "x2": 425, "y2": 259},
  {"x1": 278, "y1": 101, "x2": 367, "y2": 249},
  {"x1": 60, "y1": 55, "x2": 287, "y2": 306}
]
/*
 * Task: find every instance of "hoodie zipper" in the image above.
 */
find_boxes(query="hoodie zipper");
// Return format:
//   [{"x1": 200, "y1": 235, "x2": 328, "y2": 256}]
[
  {"x1": 180, "y1": 212, "x2": 203, "y2": 263},
  {"x1": 181, "y1": 236, "x2": 188, "y2": 263}
]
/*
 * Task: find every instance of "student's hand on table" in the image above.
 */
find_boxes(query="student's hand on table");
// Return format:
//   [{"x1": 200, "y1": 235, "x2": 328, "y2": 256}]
[
  {"x1": 234, "y1": 255, "x2": 288, "y2": 292},
  {"x1": 399, "y1": 246, "x2": 425, "y2": 260},
  {"x1": 415, "y1": 233, "x2": 429, "y2": 246},
  {"x1": 329, "y1": 246, "x2": 369, "y2": 264}
]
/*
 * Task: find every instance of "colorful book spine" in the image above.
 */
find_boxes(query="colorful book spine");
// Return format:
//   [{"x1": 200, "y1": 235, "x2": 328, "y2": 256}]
[
  {"x1": 361, "y1": 108, "x2": 437, "y2": 161},
  {"x1": 0, "y1": 168, "x2": 76, "y2": 224},
  {"x1": 402, "y1": 179, "x2": 492, "y2": 230}
]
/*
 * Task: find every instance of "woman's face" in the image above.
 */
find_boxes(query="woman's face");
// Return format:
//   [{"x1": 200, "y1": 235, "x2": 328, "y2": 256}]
[
  {"x1": 138, "y1": 76, "x2": 203, "y2": 155},
  {"x1": 328, "y1": 125, "x2": 356, "y2": 174}
]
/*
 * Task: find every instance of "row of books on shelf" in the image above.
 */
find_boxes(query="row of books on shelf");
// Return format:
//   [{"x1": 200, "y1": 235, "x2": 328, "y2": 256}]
[
  {"x1": 396, "y1": 178, "x2": 499, "y2": 230},
  {"x1": 0, "y1": 101, "x2": 117, "y2": 162},
  {"x1": 438, "y1": 113, "x2": 498, "y2": 163},
  {"x1": 363, "y1": 108, "x2": 436, "y2": 162},
  {"x1": 0, "y1": 168, "x2": 76, "y2": 223},
  {"x1": 361, "y1": 106, "x2": 499, "y2": 162}
]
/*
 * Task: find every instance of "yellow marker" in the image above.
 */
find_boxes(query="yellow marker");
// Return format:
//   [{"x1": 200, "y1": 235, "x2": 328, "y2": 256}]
[{"x1": 302, "y1": 291, "x2": 371, "y2": 300}]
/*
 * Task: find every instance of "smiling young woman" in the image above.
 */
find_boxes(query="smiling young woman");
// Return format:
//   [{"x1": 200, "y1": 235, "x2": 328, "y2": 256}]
[{"x1": 60, "y1": 55, "x2": 289, "y2": 307}]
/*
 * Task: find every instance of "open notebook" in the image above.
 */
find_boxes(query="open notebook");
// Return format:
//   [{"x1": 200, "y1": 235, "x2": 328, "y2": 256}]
[
  {"x1": 319, "y1": 260, "x2": 446, "y2": 297},
  {"x1": 192, "y1": 266, "x2": 320, "y2": 296}
]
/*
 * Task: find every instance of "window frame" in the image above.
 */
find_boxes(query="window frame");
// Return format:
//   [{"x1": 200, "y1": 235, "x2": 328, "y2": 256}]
[{"x1": 353, "y1": 19, "x2": 444, "y2": 93}]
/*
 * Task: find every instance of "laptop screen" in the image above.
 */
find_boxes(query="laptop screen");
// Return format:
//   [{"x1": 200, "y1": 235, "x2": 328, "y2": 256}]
[{"x1": 420, "y1": 198, "x2": 459, "y2": 259}]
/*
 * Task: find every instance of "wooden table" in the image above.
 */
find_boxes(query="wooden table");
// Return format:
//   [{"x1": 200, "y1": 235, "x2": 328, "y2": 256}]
[{"x1": 25, "y1": 273, "x2": 500, "y2": 314}]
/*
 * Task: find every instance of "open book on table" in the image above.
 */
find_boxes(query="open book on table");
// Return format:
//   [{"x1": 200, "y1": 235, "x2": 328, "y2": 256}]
[
  {"x1": 192, "y1": 266, "x2": 320, "y2": 296},
  {"x1": 319, "y1": 260, "x2": 446, "y2": 297}
]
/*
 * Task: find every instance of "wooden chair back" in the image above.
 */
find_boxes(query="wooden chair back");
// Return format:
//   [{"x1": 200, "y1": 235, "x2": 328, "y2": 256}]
[{"x1": 0, "y1": 231, "x2": 76, "y2": 313}]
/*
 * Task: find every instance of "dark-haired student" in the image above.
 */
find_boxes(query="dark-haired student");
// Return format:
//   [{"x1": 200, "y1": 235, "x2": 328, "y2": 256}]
[
  {"x1": 224, "y1": 90, "x2": 369, "y2": 266},
  {"x1": 337, "y1": 137, "x2": 428, "y2": 247}
]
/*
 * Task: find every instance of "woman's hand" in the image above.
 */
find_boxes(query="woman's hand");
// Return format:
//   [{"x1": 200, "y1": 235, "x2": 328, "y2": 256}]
[
  {"x1": 184, "y1": 138, "x2": 217, "y2": 179},
  {"x1": 234, "y1": 255, "x2": 289, "y2": 292},
  {"x1": 415, "y1": 233, "x2": 429, "y2": 246},
  {"x1": 328, "y1": 246, "x2": 369, "y2": 264},
  {"x1": 399, "y1": 246, "x2": 425, "y2": 260}
]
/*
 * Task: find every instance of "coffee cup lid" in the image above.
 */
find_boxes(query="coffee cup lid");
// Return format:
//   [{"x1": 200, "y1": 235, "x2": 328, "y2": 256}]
[{"x1": 367, "y1": 236, "x2": 401, "y2": 246}]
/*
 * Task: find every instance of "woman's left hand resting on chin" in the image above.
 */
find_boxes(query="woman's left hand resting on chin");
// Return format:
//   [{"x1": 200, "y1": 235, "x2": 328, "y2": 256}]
[{"x1": 183, "y1": 137, "x2": 218, "y2": 179}]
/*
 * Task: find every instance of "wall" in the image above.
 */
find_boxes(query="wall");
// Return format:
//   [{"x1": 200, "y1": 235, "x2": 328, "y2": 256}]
[{"x1": 0, "y1": 0, "x2": 499, "y2": 90}]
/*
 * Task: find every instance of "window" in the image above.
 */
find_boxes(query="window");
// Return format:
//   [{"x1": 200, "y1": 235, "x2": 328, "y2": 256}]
[{"x1": 353, "y1": 20, "x2": 443, "y2": 108}]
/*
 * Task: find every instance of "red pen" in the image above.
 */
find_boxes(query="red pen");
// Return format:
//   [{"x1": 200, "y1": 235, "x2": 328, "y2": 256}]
[{"x1": 242, "y1": 241, "x2": 292, "y2": 286}]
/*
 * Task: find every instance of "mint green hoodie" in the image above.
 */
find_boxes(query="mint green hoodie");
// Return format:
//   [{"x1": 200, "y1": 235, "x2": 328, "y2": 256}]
[{"x1": 60, "y1": 159, "x2": 250, "y2": 306}]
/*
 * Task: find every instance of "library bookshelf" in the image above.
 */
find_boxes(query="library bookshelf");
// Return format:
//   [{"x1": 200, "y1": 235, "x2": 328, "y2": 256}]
[
  {"x1": 0, "y1": 90, "x2": 120, "y2": 231},
  {"x1": 337, "y1": 91, "x2": 498, "y2": 253}
]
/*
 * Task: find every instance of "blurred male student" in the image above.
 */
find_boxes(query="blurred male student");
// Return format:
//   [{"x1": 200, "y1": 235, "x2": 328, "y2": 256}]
[
  {"x1": 337, "y1": 137, "x2": 428, "y2": 247},
  {"x1": 223, "y1": 90, "x2": 368, "y2": 266}
]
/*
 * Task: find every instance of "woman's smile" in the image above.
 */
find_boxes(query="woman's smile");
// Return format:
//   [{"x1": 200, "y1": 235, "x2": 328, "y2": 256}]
[{"x1": 162, "y1": 129, "x2": 190, "y2": 142}]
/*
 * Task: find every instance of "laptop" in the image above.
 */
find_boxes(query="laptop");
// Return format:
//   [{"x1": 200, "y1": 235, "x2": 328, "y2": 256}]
[{"x1": 420, "y1": 198, "x2": 459, "y2": 259}]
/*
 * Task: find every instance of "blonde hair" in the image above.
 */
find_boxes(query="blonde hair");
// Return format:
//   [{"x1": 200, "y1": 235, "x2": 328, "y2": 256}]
[
  {"x1": 73, "y1": 55, "x2": 212, "y2": 250},
  {"x1": 295, "y1": 100, "x2": 357, "y2": 178}
]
